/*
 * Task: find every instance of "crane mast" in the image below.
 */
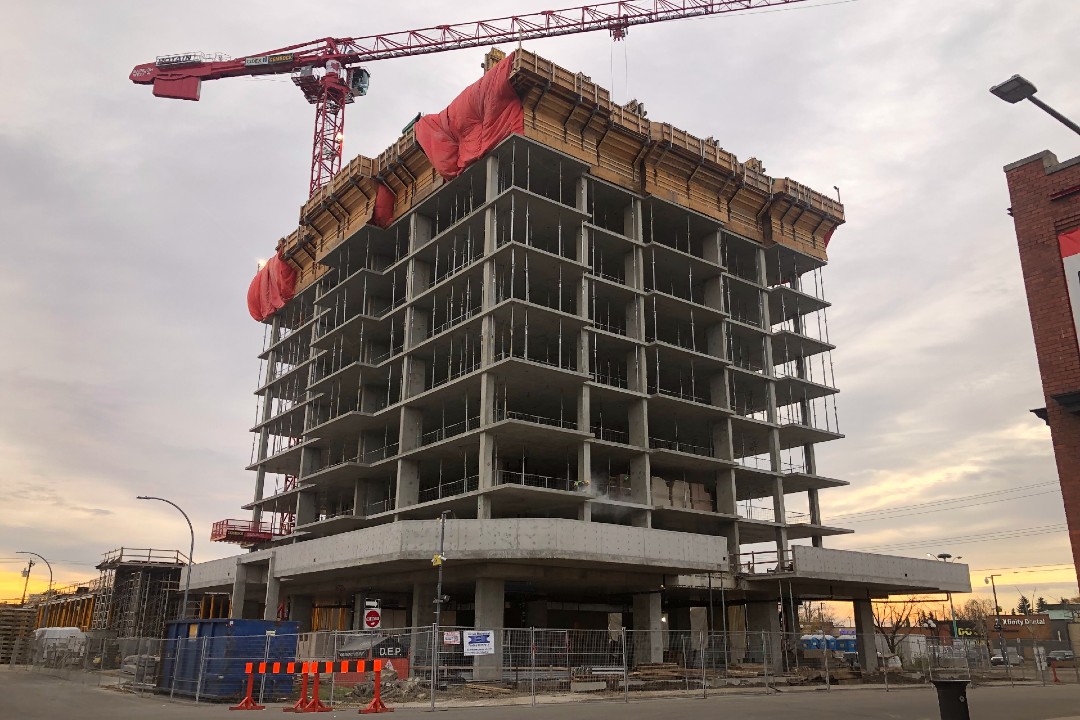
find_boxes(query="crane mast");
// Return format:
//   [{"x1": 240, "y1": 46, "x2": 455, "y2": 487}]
[{"x1": 130, "y1": 0, "x2": 809, "y2": 197}]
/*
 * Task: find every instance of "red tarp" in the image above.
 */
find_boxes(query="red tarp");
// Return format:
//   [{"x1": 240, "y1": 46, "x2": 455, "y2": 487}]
[
  {"x1": 1060, "y1": 226, "x2": 1080, "y2": 259},
  {"x1": 372, "y1": 183, "x2": 395, "y2": 228},
  {"x1": 247, "y1": 253, "x2": 297, "y2": 322},
  {"x1": 415, "y1": 51, "x2": 524, "y2": 180}
]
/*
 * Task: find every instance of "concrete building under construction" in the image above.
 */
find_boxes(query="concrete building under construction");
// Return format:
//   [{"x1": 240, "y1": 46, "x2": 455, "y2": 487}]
[{"x1": 188, "y1": 49, "x2": 969, "y2": 670}]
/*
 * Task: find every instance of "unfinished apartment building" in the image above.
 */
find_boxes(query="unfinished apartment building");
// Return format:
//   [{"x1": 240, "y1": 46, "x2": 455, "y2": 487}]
[{"x1": 194, "y1": 49, "x2": 968, "y2": 671}]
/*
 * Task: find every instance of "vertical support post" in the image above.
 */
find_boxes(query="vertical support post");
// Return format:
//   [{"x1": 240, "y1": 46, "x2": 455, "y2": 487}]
[
  {"x1": 622, "y1": 627, "x2": 629, "y2": 703},
  {"x1": 701, "y1": 630, "x2": 707, "y2": 698},
  {"x1": 530, "y1": 626, "x2": 537, "y2": 707},
  {"x1": 194, "y1": 636, "x2": 208, "y2": 703},
  {"x1": 762, "y1": 631, "x2": 769, "y2": 694},
  {"x1": 258, "y1": 632, "x2": 271, "y2": 705}
]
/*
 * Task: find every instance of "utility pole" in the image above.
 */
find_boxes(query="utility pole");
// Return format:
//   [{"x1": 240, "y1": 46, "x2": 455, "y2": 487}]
[
  {"x1": 985, "y1": 574, "x2": 1012, "y2": 685},
  {"x1": 19, "y1": 559, "x2": 34, "y2": 606},
  {"x1": 430, "y1": 510, "x2": 450, "y2": 710}
]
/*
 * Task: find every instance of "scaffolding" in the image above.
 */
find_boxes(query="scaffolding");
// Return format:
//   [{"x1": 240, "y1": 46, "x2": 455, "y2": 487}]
[{"x1": 88, "y1": 548, "x2": 187, "y2": 637}]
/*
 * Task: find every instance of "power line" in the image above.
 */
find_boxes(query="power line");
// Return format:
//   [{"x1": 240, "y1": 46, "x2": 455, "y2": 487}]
[
  {"x1": 827, "y1": 482, "x2": 1058, "y2": 521},
  {"x1": 835, "y1": 490, "x2": 1060, "y2": 524},
  {"x1": 852, "y1": 524, "x2": 1067, "y2": 552},
  {"x1": 975, "y1": 562, "x2": 1076, "y2": 573}
]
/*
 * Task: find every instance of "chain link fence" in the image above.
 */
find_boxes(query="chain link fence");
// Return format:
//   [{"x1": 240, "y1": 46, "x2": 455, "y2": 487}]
[{"x1": 9, "y1": 627, "x2": 1078, "y2": 708}]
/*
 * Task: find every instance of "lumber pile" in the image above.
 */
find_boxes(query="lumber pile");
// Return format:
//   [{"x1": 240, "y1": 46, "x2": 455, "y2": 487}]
[
  {"x1": 463, "y1": 683, "x2": 513, "y2": 696},
  {"x1": 0, "y1": 605, "x2": 35, "y2": 663}
]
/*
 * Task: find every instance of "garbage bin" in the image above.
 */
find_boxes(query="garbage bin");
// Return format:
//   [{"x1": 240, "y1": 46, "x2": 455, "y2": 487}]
[{"x1": 931, "y1": 679, "x2": 970, "y2": 720}]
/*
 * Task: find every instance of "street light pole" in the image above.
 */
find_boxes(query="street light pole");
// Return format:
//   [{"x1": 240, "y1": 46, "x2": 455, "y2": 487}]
[
  {"x1": 136, "y1": 496, "x2": 195, "y2": 620},
  {"x1": 985, "y1": 574, "x2": 1012, "y2": 685},
  {"x1": 430, "y1": 510, "x2": 450, "y2": 711},
  {"x1": 990, "y1": 74, "x2": 1080, "y2": 136},
  {"x1": 17, "y1": 552, "x2": 53, "y2": 627}
]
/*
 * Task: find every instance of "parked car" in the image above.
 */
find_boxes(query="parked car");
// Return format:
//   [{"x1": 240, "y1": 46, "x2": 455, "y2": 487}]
[
  {"x1": 1048, "y1": 650, "x2": 1075, "y2": 665},
  {"x1": 991, "y1": 653, "x2": 1023, "y2": 666}
]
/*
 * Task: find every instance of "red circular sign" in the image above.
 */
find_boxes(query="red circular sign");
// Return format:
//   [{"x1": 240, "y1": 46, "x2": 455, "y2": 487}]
[{"x1": 364, "y1": 609, "x2": 381, "y2": 628}]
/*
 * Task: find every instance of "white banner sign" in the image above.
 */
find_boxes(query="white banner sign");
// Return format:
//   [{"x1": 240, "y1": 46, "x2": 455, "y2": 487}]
[{"x1": 462, "y1": 630, "x2": 495, "y2": 656}]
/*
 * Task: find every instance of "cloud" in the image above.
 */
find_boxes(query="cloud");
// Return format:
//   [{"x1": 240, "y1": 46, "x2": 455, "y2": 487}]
[{"x1": 2, "y1": 0, "x2": 1079, "y2": 609}]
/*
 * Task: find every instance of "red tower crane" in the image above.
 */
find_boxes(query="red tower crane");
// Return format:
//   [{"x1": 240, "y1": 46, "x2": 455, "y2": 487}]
[{"x1": 130, "y1": 0, "x2": 809, "y2": 197}]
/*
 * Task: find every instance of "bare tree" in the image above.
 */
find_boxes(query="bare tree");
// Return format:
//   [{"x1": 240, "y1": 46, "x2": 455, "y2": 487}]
[
  {"x1": 873, "y1": 596, "x2": 921, "y2": 659},
  {"x1": 800, "y1": 601, "x2": 838, "y2": 633}
]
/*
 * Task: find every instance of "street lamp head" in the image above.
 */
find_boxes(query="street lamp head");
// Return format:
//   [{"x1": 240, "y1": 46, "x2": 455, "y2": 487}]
[
  {"x1": 984, "y1": 577, "x2": 991, "y2": 585},
  {"x1": 990, "y1": 74, "x2": 1037, "y2": 104},
  {"x1": 936, "y1": 553, "x2": 952, "y2": 561}
]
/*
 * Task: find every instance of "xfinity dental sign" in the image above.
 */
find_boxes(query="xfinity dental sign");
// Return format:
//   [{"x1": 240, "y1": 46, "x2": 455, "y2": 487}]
[
  {"x1": 462, "y1": 630, "x2": 495, "y2": 656},
  {"x1": 1061, "y1": 227, "x2": 1080, "y2": 350}
]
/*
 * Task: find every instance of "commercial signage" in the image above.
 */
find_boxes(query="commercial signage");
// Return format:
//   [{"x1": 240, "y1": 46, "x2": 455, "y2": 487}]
[
  {"x1": 156, "y1": 53, "x2": 201, "y2": 67},
  {"x1": 463, "y1": 630, "x2": 495, "y2": 656},
  {"x1": 244, "y1": 52, "x2": 296, "y2": 67}
]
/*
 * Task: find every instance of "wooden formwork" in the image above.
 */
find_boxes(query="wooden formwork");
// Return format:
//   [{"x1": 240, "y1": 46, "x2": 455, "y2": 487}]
[
  {"x1": 0, "y1": 605, "x2": 35, "y2": 663},
  {"x1": 271, "y1": 48, "x2": 845, "y2": 301}
]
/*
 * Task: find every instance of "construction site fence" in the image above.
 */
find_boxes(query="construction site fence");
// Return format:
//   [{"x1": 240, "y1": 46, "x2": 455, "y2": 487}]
[{"x1": 7, "y1": 628, "x2": 1077, "y2": 707}]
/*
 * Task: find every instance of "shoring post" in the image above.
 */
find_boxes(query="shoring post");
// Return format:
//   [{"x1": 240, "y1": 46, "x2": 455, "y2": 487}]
[
  {"x1": 762, "y1": 631, "x2": 769, "y2": 694},
  {"x1": 622, "y1": 628, "x2": 629, "y2": 704},
  {"x1": 530, "y1": 627, "x2": 536, "y2": 707}
]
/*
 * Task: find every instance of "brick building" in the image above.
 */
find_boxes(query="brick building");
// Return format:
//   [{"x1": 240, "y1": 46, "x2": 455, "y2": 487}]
[{"x1": 1005, "y1": 150, "x2": 1080, "y2": 577}]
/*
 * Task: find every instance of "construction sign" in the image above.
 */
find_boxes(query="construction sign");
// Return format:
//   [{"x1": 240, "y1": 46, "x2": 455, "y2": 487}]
[{"x1": 364, "y1": 608, "x2": 382, "y2": 629}]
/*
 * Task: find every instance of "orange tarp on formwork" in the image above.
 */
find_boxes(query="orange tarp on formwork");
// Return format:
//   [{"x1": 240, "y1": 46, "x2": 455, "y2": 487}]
[
  {"x1": 246, "y1": 253, "x2": 297, "y2": 322},
  {"x1": 415, "y1": 51, "x2": 524, "y2": 180}
]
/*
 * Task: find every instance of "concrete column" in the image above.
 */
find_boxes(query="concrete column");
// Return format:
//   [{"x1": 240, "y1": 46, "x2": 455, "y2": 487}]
[
  {"x1": 296, "y1": 490, "x2": 318, "y2": 527},
  {"x1": 485, "y1": 155, "x2": 500, "y2": 201},
  {"x1": 230, "y1": 560, "x2": 248, "y2": 619},
  {"x1": 473, "y1": 579, "x2": 505, "y2": 680},
  {"x1": 290, "y1": 595, "x2": 314, "y2": 633},
  {"x1": 746, "y1": 599, "x2": 782, "y2": 671},
  {"x1": 632, "y1": 592, "x2": 664, "y2": 665},
  {"x1": 396, "y1": 459, "x2": 419, "y2": 509},
  {"x1": 409, "y1": 582, "x2": 437, "y2": 678},
  {"x1": 668, "y1": 606, "x2": 692, "y2": 662},
  {"x1": 253, "y1": 314, "x2": 282, "y2": 524},
  {"x1": 853, "y1": 599, "x2": 879, "y2": 671},
  {"x1": 263, "y1": 554, "x2": 280, "y2": 622}
]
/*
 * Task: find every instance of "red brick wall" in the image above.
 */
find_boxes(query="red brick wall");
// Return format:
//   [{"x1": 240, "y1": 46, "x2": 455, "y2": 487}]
[{"x1": 1005, "y1": 152, "x2": 1080, "y2": 578}]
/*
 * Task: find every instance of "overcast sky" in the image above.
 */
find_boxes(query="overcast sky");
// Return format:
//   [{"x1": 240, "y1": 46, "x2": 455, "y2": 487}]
[{"x1": 2, "y1": 0, "x2": 1079, "y2": 614}]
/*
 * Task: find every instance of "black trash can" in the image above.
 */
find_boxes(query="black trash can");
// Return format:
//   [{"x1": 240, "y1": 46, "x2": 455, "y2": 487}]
[{"x1": 931, "y1": 679, "x2": 970, "y2": 720}]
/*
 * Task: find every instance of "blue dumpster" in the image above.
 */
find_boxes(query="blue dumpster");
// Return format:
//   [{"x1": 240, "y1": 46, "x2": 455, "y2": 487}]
[{"x1": 157, "y1": 618, "x2": 299, "y2": 701}]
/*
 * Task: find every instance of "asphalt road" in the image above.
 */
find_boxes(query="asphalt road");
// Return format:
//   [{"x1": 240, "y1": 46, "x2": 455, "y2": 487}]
[{"x1": 4, "y1": 668, "x2": 1080, "y2": 719}]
